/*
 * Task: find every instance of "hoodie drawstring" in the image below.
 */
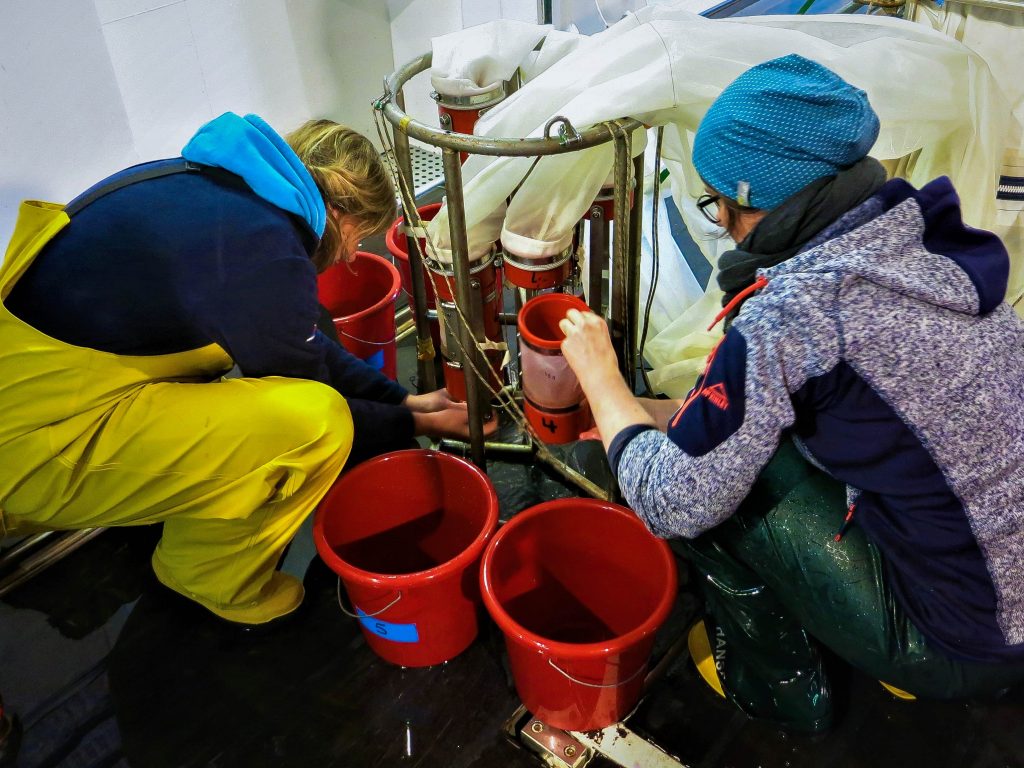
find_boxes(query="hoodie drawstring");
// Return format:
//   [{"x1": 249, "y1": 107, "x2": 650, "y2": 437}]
[
  {"x1": 834, "y1": 503, "x2": 856, "y2": 542},
  {"x1": 708, "y1": 276, "x2": 769, "y2": 332}
]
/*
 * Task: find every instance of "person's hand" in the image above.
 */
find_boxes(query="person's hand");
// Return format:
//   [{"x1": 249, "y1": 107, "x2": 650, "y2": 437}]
[
  {"x1": 404, "y1": 388, "x2": 467, "y2": 414},
  {"x1": 412, "y1": 404, "x2": 499, "y2": 441},
  {"x1": 558, "y1": 309, "x2": 619, "y2": 391}
]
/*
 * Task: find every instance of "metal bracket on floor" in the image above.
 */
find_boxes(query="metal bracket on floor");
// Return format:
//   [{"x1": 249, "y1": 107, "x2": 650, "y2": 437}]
[
  {"x1": 516, "y1": 714, "x2": 689, "y2": 768},
  {"x1": 570, "y1": 723, "x2": 687, "y2": 768},
  {"x1": 521, "y1": 717, "x2": 592, "y2": 768},
  {"x1": 0, "y1": 528, "x2": 106, "y2": 598},
  {"x1": 506, "y1": 704, "x2": 689, "y2": 768}
]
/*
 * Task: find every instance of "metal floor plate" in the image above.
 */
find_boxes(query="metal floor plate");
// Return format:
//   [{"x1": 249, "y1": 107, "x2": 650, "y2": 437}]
[{"x1": 385, "y1": 143, "x2": 445, "y2": 199}]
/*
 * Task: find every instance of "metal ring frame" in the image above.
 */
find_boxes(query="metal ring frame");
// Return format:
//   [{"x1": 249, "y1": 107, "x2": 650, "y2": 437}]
[{"x1": 380, "y1": 51, "x2": 644, "y2": 498}]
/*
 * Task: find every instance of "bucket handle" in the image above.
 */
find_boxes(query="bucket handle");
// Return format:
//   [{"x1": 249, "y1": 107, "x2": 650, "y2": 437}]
[
  {"x1": 336, "y1": 330, "x2": 398, "y2": 347},
  {"x1": 547, "y1": 658, "x2": 647, "y2": 689},
  {"x1": 335, "y1": 578, "x2": 402, "y2": 618}
]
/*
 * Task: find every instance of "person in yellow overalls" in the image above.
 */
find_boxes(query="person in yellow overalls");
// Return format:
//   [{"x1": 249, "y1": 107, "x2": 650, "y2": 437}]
[{"x1": 0, "y1": 114, "x2": 471, "y2": 625}]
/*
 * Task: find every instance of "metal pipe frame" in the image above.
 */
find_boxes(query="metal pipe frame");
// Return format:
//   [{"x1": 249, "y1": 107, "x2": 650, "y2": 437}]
[
  {"x1": 0, "y1": 528, "x2": 106, "y2": 598},
  {"x1": 441, "y1": 148, "x2": 489, "y2": 468},
  {"x1": 587, "y1": 205, "x2": 607, "y2": 316},
  {"x1": 391, "y1": 91, "x2": 437, "y2": 392},
  {"x1": 609, "y1": 128, "x2": 633, "y2": 382},
  {"x1": 906, "y1": 0, "x2": 1023, "y2": 13},
  {"x1": 380, "y1": 51, "x2": 643, "y2": 477},
  {"x1": 627, "y1": 152, "x2": 645, "y2": 393},
  {"x1": 382, "y1": 53, "x2": 642, "y2": 158}
]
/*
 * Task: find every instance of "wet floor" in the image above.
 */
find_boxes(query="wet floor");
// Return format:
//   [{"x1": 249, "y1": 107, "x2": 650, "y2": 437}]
[{"x1": 4, "y1": 488, "x2": 1023, "y2": 768}]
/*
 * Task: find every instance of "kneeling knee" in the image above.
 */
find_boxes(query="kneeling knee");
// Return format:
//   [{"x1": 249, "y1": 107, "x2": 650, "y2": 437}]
[{"x1": 269, "y1": 381, "x2": 353, "y2": 455}]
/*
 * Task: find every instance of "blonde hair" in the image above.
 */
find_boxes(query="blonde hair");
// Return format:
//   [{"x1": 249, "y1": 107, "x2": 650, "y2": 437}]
[{"x1": 286, "y1": 120, "x2": 396, "y2": 272}]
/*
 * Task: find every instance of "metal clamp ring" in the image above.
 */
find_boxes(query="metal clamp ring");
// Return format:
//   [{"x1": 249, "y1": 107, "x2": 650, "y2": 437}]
[
  {"x1": 430, "y1": 82, "x2": 508, "y2": 109},
  {"x1": 503, "y1": 250, "x2": 573, "y2": 272}
]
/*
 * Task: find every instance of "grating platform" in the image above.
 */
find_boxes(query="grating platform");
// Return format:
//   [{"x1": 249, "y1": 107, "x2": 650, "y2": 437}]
[{"x1": 384, "y1": 143, "x2": 445, "y2": 199}]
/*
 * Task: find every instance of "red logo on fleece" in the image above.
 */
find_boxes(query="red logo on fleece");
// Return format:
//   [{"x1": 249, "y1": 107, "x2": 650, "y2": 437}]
[{"x1": 701, "y1": 383, "x2": 729, "y2": 410}]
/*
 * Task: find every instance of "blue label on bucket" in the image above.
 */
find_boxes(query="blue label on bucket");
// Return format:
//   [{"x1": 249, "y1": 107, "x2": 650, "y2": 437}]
[
  {"x1": 356, "y1": 608, "x2": 419, "y2": 643},
  {"x1": 363, "y1": 349, "x2": 385, "y2": 371}
]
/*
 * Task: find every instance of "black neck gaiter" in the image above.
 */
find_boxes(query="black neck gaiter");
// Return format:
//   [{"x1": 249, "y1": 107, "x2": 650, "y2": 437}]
[{"x1": 716, "y1": 157, "x2": 888, "y2": 315}]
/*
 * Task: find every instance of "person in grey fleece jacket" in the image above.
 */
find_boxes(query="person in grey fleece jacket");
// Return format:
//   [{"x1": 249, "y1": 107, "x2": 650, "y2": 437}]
[{"x1": 559, "y1": 55, "x2": 1024, "y2": 731}]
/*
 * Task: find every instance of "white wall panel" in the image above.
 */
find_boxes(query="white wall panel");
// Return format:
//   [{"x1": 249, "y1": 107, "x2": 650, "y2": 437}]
[
  {"x1": 186, "y1": 0, "x2": 308, "y2": 131},
  {"x1": 500, "y1": 0, "x2": 540, "y2": 22},
  {"x1": 101, "y1": 1, "x2": 212, "y2": 160},
  {"x1": 285, "y1": 0, "x2": 394, "y2": 146},
  {"x1": 462, "y1": 0, "x2": 502, "y2": 27},
  {"x1": 94, "y1": 0, "x2": 179, "y2": 24},
  {"x1": 389, "y1": 0, "x2": 463, "y2": 129},
  {"x1": 0, "y1": 1, "x2": 137, "y2": 243}
]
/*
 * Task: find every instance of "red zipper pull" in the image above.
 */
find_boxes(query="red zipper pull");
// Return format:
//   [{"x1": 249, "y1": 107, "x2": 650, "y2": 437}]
[{"x1": 834, "y1": 503, "x2": 856, "y2": 542}]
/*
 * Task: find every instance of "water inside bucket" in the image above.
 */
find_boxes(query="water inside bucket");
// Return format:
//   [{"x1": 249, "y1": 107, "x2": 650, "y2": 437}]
[
  {"x1": 332, "y1": 507, "x2": 476, "y2": 576},
  {"x1": 502, "y1": 574, "x2": 618, "y2": 643}
]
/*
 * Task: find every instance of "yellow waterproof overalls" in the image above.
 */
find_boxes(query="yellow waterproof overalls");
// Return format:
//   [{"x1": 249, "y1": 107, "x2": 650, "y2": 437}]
[{"x1": 0, "y1": 199, "x2": 353, "y2": 624}]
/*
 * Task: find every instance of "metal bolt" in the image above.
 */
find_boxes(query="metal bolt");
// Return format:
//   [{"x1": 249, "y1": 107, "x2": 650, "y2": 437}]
[
  {"x1": 563, "y1": 745, "x2": 577, "y2": 758},
  {"x1": 530, "y1": 721, "x2": 544, "y2": 733}
]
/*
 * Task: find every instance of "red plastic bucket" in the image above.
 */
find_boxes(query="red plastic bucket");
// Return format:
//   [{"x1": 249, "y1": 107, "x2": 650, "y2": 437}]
[
  {"x1": 385, "y1": 202, "x2": 441, "y2": 308},
  {"x1": 480, "y1": 499, "x2": 676, "y2": 730},
  {"x1": 314, "y1": 450, "x2": 499, "y2": 667},
  {"x1": 317, "y1": 251, "x2": 401, "y2": 380},
  {"x1": 441, "y1": 357, "x2": 503, "y2": 404}
]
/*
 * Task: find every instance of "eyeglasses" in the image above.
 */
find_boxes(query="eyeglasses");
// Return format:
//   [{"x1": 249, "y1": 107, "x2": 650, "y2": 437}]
[{"x1": 696, "y1": 194, "x2": 721, "y2": 224}]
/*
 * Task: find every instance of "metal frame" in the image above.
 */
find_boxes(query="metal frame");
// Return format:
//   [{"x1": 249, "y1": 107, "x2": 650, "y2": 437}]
[
  {"x1": 0, "y1": 529, "x2": 106, "y2": 598},
  {"x1": 379, "y1": 52, "x2": 643, "y2": 478},
  {"x1": 906, "y1": 0, "x2": 1024, "y2": 12}
]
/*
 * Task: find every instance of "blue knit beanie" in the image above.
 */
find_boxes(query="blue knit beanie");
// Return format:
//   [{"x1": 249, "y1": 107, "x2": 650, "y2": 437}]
[{"x1": 692, "y1": 54, "x2": 880, "y2": 210}]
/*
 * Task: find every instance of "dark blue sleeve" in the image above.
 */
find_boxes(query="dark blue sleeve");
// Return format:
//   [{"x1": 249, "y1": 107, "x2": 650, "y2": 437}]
[
  {"x1": 346, "y1": 398, "x2": 416, "y2": 465},
  {"x1": 194, "y1": 242, "x2": 408, "y2": 404},
  {"x1": 666, "y1": 330, "x2": 748, "y2": 457},
  {"x1": 318, "y1": 331, "x2": 408, "y2": 404}
]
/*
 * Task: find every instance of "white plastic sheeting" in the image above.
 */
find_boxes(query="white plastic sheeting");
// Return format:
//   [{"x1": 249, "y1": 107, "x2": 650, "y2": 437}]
[
  {"x1": 430, "y1": 20, "x2": 548, "y2": 98},
  {"x1": 550, "y1": 0, "x2": 647, "y2": 33},
  {"x1": 519, "y1": 30, "x2": 585, "y2": 82},
  {"x1": 910, "y1": 0, "x2": 1024, "y2": 308},
  {"x1": 426, "y1": 4, "x2": 1020, "y2": 395}
]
